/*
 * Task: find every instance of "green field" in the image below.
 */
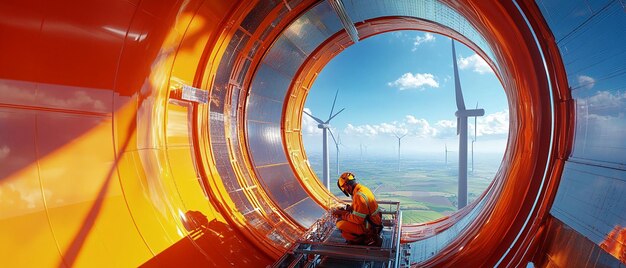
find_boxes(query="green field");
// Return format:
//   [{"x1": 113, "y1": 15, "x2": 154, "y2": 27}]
[
  {"x1": 402, "y1": 210, "x2": 445, "y2": 224},
  {"x1": 310, "y1": 154, "x2": 501, "y2": 224}
]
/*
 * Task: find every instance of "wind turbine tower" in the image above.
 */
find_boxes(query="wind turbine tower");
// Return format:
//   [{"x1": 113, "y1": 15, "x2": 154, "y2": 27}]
[
  {"x1": 451, "y1": 40, "x2": 485, "y2": 209},
  {"x1": 445, "y1": 143, "x2": 453, "y2": 166},
  {"x1": 329, "y1": 131, "x2": 342, "y2": 176},
  {"x1": 303, "y1": 90, "x2": 345, "y2": 190},
  {"x1": 360, "y1": 143, "x2": 363, "y2": 161},
  {"x1": 471, "y1": 102, "x2": 479, "y2": 174},
  {"x1": 394, "y1": 132, "x2": 408, "y2": 172}
]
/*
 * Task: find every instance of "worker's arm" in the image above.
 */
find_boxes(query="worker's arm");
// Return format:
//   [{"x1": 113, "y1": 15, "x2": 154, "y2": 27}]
[{"x1": 341, "y1": 194, "x2": 368, "y2": 225}]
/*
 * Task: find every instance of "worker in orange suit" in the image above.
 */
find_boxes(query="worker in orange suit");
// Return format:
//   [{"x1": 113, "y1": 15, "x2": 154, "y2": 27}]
[{"x1": 332, "y1": 172, "x2": 383, "y2": 246}]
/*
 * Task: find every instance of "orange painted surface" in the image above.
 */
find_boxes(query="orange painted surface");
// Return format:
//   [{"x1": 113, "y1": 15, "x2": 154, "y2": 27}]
[
  {"x1": 601, "y1": 226, "x2": 626, "y2": 264},
  {"x1": 535, "y1": 217, "x2": 626, "y2": 267},
  {"x1": 0, "y1": 0, "x2": 617, "y2": 267},
  {"x1": 0, "y1": 0, "x2": 275, "y2": 266}
]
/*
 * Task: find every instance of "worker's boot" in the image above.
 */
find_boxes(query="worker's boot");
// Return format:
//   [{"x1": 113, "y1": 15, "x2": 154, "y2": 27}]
[
  {"x1": 346, "y1": 235, "x2": 366, "y2": 245},
  {"x1": 364, "y1": 234, "x2": 382, "y2": 247}
]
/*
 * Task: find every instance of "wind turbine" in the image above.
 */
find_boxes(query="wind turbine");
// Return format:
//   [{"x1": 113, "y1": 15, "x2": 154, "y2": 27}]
[
  {"x1": 394, "y1": 132, "x2": 408, "y2": 172},
  {"x1": 329, "y1": 131, "x2": 343, "y2": 176},
  {"x1": 471, "y1": 102, "x2": 479, "y2": 174},
  {"x1": 360, "y1": 143, "x2": 363, "y2": 161},
  {"x1": 303, "y1": 90, "x2": 345, "y2": 190},
  {"x1": 451, "y1": 40, "x2": 484, "y2": 209},
  {"x1": 445, "y1": 143, "x2": 453, "y2": 166}
]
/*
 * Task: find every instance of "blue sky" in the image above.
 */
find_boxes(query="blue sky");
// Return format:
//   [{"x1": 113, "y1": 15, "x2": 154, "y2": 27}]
[{"x1": 302, "y1": 30, "x2": 509, "y2": 157}]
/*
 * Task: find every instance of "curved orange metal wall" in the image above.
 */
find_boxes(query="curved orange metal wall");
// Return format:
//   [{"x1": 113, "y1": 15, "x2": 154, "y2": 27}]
[
  {"x1": 0, "y1": 0, "x2": 278, "y2": 266},
  {"x1": 1, "y1": 0, "x2": 624, "y2": 267}
]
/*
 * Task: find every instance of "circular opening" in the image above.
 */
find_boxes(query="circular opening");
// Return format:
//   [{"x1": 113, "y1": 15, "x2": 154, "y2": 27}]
[
  {"x1": 301, "y1": 30, "x2": 509, "y2": 224},
  {"x1": 240, "y1": 0, "x2": 569, "y2": 265}
]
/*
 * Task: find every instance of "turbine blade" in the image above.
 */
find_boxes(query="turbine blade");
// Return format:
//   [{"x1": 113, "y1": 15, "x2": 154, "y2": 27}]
[
  {"x1": 474, "y1": 102, "x2": 478, "y2": 141},
  {"x1": 452, "y1": 40, "x2": 466, "y2": 111},
  {"x1": 326, "y1": 107, "x2": 345, "y2": 123},
  {"x1": 328, "y1": 128, "x2": 339, "y2": 148},
  {"x1": 303, "y1": 110, "x2": 324, "y2": 124},
  {"x1": 329, "y1": 89, "x2": 339, "y2": 121},
  {"x1": 456, "y1": 117, "x2": 460, "y2": 135},
  {"x1": 474, "y1": 117, "x2": 478, "y2": 141},
  {"x1": 394, "y1": 131, "x2": 407, "y2": 139}
]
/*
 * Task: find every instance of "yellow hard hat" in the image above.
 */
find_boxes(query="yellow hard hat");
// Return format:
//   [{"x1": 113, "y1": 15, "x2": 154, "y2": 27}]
[{"x1": 337, "y1": 172, "x2": 355, "y2": 197}]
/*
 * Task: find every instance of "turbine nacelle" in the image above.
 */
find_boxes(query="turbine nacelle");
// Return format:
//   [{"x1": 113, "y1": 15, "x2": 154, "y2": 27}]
[
  {"x1": 455, "y1": 109, "x2": 485, "y2": 118},
  {"x1": 318, "y1": 123, "x2": 329, "y2": 129}
]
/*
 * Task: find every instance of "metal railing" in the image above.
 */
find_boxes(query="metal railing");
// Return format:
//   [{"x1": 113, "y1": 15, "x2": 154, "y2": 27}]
[{"x1": 273, "y1": 201, "x2": 403, "y2": 268}]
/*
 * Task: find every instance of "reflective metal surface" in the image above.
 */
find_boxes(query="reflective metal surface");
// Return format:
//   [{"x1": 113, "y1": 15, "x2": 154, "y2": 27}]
[
  {"x1": 537, "y1": 0, "x2": 626, "y2": 265},
  {"x1": 1, "y1": 0, "x2": 625, "y2": 267},
  {"x1": 534, "y1": 217, "x2": 625, "y2": 267}
]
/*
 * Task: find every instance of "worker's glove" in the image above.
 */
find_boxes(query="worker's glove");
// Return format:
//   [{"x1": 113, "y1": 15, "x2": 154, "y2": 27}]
[
  {"x1": 332, "y1": 209, "x2": 349, "y2": 219},
  {"x1": 345, "y1": 205, "x2": 353, "y2": 212}
]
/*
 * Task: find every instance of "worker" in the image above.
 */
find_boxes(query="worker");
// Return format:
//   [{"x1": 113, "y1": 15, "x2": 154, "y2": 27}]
[{"x1": 332, "y1": 172, "x2": 383, "y2": 246}]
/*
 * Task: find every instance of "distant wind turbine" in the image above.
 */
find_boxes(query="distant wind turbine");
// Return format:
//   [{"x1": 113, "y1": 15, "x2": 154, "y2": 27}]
[
  {"x1": 445, "y1": 143, "x2": 453, "y2": 166},
  {"x1": 329, "y1": 131, "x2": 343, "y2": 176},
  {"x1": 303, "y1": 89, "x2": 345, "y2": 190},
  {"x1": 471, "y1": 102, "x2": 479, "y2": 174},
  {"x1": 451, "y1": 40, "x2": 484, "y2": 209},
  {"x1": 359, "y1": 143, "x2": 369, "y2": 160},
  {"x1": 394, "y1": 132, "x2": 408, "y2": 172},
  {"x1": 360, "y1": 143, "x2": 363, "y2": 161}
]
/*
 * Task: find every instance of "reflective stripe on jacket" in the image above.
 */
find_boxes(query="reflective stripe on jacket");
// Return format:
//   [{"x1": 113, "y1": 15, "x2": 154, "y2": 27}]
[{"x1": 341, "y1": 183, "x2": 382, "y2": 227}]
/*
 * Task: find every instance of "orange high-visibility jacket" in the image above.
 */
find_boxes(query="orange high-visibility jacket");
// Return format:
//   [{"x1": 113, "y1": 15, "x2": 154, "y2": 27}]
[{"x1": 341, "y1": 183, "x2": 382, "y2": 228}]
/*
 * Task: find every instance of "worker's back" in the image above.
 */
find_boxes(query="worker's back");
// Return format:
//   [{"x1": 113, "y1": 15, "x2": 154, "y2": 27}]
[{"x1": 352, "y1": 183, "x2": 382, "y2": 227}]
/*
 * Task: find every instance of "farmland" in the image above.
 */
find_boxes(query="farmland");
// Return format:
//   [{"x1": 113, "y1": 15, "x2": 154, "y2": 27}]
[{"x1": 308, "y1": 153, "x2": 502, "y2": 224}]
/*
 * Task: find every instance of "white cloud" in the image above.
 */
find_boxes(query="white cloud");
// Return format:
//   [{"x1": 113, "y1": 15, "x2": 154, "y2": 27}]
[
  {"x1": 345, "y1": 123, "x2": 408, "y2": 137},
  {"x1": 575, "y1": 91, "x2": 626, "y2": 153},
  {"x1": 343, "y1": 110, "x2": 509, "y2": 140},
  {"x1": 391, "y1": 31, "x2": 405, "y2": 38},
  {"x1": 344, "y1": 116, "x2": 439, "y2": 138},
  {"x1": 412, "y1": 33, "x2": 435, "y2": 51},
  {"x1": 458, "y1": 54, "x2": 493, "y2": 74},
  {"x1": 587, "y1": 91, "x2": 625, "y2": 108},
  {"x1": 432, "y1": 110, "x2": 509, "y2": 139},
  {"x1": 405, "y1": 115, "x2": 421, "y2": 124},
  {"x1": 302, "y1": 108, "x2": 322, "y2": 135},
  {"x1": 474, "y1": 110, "x2": 509, "y2": 136},
  {"x1": 581, "y1": 90, "x2": 626, "y2": 118},
  {"x1": 336, "y1": 109, "x2": 509, "y2": 157},
  {"x1": 388, "y1": 73, "x2": 439, "y2": 90},
  {"x1": 405, "y1": 115, "x2": 438, "y2": 137},
  {"x1": 434, "y1": 119, "x2": 457, "y2": 138},
  {"x1": 577, "y1": 75, "x2": 596, "y2": 90}
]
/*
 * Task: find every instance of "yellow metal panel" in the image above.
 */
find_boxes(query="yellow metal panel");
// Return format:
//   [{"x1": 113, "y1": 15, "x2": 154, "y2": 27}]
[
  {"x1": 116, "y1": 150, "x2": 178, "y2": 255},
  {"x1": 37, "y1": 114, "x2": 151, "y2": 267},
  {"x1": 166, "y1": 147, "x2": 212, "y2": 214},
  {"x1": 0, "y1": 110, "x2": 62, "y2": 267},
  {"x1": 166, "y1": 102, "x2": 192, "y2": 148}
]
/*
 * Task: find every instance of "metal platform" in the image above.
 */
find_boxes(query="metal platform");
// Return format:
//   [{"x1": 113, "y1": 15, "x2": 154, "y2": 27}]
[{"x1": 273, "y1": 201, "x2": 407, "y2": 268}]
